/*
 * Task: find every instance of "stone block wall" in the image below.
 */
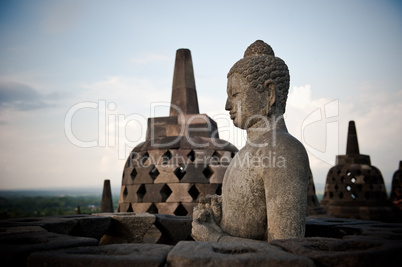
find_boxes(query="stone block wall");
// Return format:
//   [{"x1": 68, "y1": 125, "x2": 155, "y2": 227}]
[
  {"x1": 1, "y1": 214, "x2": 402, "y2": 266},
  {"x1": 119, "y1": 148, "x2": 234, "y2": 216}
]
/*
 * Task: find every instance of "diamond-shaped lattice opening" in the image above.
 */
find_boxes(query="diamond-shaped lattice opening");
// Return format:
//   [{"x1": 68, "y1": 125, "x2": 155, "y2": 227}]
[
  {"x1": 161, "y1": 150, "x2": 172, "y2": 165},
  {"x1": 141, "y1": 152, "x2": 149, "y2": 165},
  {"x1": 351, "y1": 177, "x2": 356, "y2": 183},
  {"x1": 231, "y1": 152, "x2": 237, "y2": 158},
  {"x1": 346, "y1": 185, "x2": 352, "y2": 191},
  {"x1": 210, "y1": 151, "x2": 221, "y2": 164},
  {"x1": 147, "y1": 203, "x2": 158, "y2": 214},
  {"x1": 160, "y1": 184, "x2": 172, "y2": 202},
  {"x1": 149, "y1": 166, "x2": 160, "y2": 180},
  {"x1": 123, "y1": 186, "x2": 128, "y2": 199},
  {"x1": 127, "y1": 204, "x2": 133, "y2": 212},
  {"x1": 334, "y1": 184, "x2": 339, "y2": 191},
  {"x1": 215, "y1": 184, "x2": 222, "y2": 195},
  {"x1": 203, "y1": 165, "x2": 214, "y2": 179},
  {"x1": 174, "y1": 203, "x2": 188, "y2": 216},
  {"x1": 187, "y1": 150, "x2": 196, "y2": 162},
  {"x1": 188, "y1": 185, "x2": 200, "y2": 200},
  {"x1": 174, "y1": 165, "x2": 186, "y2": 180},
  {"x1": 130, "y1": 168, "x2": 137, "y2": 181},
  {"x1": 143, "y1": 224, "x2": 162, "y2": 244},
  {"x1": 339, "y1": 192, "x2": 344, "y2": 199},
  {"x1": 136, "y1": 184, "x2": 146, "y2": 201},
  {"x1": 351, "y1": 193, "x2": 357, "y2": 199}
]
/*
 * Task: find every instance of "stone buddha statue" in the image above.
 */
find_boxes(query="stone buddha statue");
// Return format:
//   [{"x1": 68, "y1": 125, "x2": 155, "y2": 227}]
[{"x1": 192, "y1": 40, "x2": 309, "y2": 242}]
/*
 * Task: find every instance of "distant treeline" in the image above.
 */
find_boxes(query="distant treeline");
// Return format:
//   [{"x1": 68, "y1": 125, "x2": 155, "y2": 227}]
[{"x1": 0, "y1": 194, "x2": 119, "y2": 219}]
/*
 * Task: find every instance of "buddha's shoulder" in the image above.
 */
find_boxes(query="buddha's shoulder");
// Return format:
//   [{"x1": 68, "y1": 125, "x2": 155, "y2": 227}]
[{"x1": 274, "y1": 132, "x2": 307, "y2": 156}]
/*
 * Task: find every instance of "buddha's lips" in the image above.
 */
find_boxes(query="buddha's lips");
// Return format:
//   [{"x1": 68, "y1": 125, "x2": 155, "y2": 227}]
[{"x1": 230, "y1": 112, "x2": 236, "y2": 119}]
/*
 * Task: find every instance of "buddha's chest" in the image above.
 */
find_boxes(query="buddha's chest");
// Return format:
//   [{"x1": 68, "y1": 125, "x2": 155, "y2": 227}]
[{"x1": 223, "y1": 148, "x2": 266, "y2": 199}]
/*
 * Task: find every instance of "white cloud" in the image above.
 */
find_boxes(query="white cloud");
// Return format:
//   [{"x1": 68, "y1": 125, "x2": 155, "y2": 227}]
[{"x1": 286, "y1": 85, "x2": 402, "y2": 193}]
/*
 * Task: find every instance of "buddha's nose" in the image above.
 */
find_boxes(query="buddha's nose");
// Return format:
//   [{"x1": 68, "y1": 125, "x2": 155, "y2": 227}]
[{"x1": 225, "y1": 98, "x2": 232, "y2": 111}]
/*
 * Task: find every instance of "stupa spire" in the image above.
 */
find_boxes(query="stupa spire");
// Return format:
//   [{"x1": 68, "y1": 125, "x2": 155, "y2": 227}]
[
  {"x1": 169, "y1": 49, "x2": 199, "y2": 116},
  {"x1": 346, "y1": 121, "x2": 360, "y2": 155}
]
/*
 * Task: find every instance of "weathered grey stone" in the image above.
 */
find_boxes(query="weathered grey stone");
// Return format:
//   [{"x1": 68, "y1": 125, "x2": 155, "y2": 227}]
[
  {"x1": 207, "y1": 164, "x2": 229, "y2": 184},
  {"x1": 179, "y1": 164, "x2": 210, "y2": 184},
  {"x1": 68, "y1": 215, "x2": 111, "y2": 240},
  {"x1": 120, "y1": 184, "x2": 141, "y2": 202},
  {"x1": 93, "y1": 212, "x2": 155, "y2": 245},
  {"x1": 142, "y1": 184, "x2": 168, "y2": 202},
  {"x1": 132, "y1": 202, "x2": 154, "y2": 213},
  {"x1": 0, "y1": 215, "x2": 110, "y2": 239},
  {"x1": 169, "y1": 49, "x2": 199, "y2": 116},
  {"x1": 119, "y1": 48, "x2": 238, "y2": 216},
  {"x1": 0, "y1": 216, "x2": 77, "y2": 235},
  {"x1": 271, "y1": 237, "x2": 402, "y2": 267},
  {"x1": 154, "y1": 214, "x2": 192, "y2": 244},
  {"x1": 0, "y1": 226, "x2": 46, "y2": 235},
  {"x1": 167, "y1": 241, "x2": 315, "y2": 267},
  {"x1": 320, "y1": 121, "x2": 399, "y2": 221},
  {"x1": 101, "y1": 179, "x2": 114, "y2": 213},
  {"x1": 27, "y1": 243, "x2": 173, "y2": 267},
  {"x1": 133, "y1": 164, "x2": 156, "y2": 184},
  {"x1": 195, "y1": 184, "x2": 222, "y2": 199},
  {"x1": 117, "y1": 202, "x2": 132, "y2": 212},
  {"x1": 306, "y1": 217, "x2": 402, "y2": 241},
  {"x1": 192, "y1": 40, "x2": 309, "y2": 242},
  {"x1": 155, "y1": 202, "x2": 181, "y2": 215},
  {"x1": 154, "y1": 165, "x2": 180, "y2": 183},
  {"x1": 0, "y1": 231, "x2": 98, "y2": 267},
  {"x1": 166, "y1": 183, "x2": 194, "y2": 202},
  {"x1": 181, "y1": 203, "x2": 197, "y2": 216}
]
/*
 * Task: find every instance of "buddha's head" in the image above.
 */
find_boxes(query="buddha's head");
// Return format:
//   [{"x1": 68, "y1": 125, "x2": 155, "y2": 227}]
[{"x1": 226, "y1": 40, "x2": 290, "y2": 129}]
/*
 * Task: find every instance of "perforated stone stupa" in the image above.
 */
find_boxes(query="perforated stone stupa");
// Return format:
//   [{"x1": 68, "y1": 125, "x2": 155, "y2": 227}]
[
  {"x1": 118, "y1": 49, "x2": 238, "y2": 216},
  {"x1": 320, "y1": 121, "x2": 395, "y2": 220}
]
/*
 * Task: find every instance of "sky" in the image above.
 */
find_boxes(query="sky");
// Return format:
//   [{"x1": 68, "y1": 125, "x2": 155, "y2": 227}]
[{"x1": 0, "y1": 0, "x2": 401, "y2": 195}]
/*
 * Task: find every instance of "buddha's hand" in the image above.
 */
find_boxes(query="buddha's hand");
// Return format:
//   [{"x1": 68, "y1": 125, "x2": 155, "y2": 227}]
[
  {"x1": 191, "y1": 194, "x2": 225, "y2": 241},
  {"x1": 199, "y1": 194, "x2": 222, "y2": 224}
]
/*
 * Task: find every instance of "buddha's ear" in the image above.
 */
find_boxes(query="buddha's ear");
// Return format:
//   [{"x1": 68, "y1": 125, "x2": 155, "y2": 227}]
[{"x1": 264, "y1": 80, "x2": 276, "y2": 108}]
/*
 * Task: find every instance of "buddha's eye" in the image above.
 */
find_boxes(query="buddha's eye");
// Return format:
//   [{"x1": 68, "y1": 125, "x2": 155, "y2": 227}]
[{"x1": 232, "y1": 92, "x2": 239, "y2": 97}]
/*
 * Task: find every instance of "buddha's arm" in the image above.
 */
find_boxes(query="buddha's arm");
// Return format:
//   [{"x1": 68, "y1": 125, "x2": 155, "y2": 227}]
[{"x1": 264, "y1": 147, "x2": 309, "y2": 241}]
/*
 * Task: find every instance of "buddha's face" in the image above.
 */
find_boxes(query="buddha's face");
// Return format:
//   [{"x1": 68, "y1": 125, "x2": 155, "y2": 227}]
[{"x1": 225, "y1": 73, "x2": 266, "y2": 130}]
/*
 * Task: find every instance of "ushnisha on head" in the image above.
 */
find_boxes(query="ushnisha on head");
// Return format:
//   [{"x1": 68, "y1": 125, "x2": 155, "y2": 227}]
[{"x1": 227, "y1": 40, "x2": 290, "y2": 115}]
